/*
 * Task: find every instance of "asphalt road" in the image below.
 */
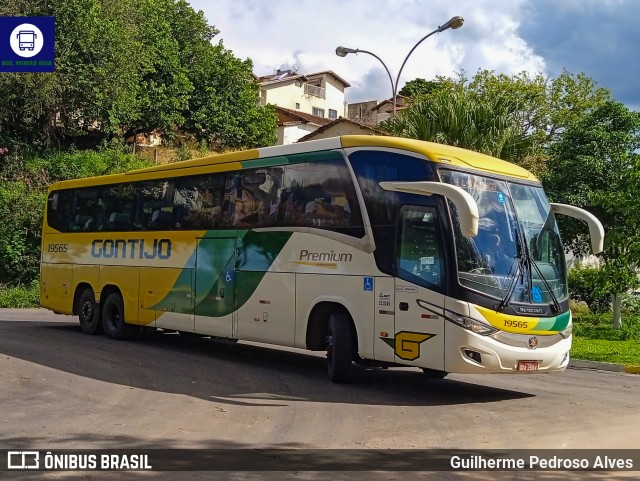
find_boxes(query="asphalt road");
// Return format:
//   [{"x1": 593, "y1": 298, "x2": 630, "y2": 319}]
[{"x1": 1, "y1": 309, "x2": 640, "y2": 480}]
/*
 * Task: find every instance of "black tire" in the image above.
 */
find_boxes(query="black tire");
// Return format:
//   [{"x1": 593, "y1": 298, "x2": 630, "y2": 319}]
[
  {"x1": 77, "y1": 288, "x2": 102, "y2": 335},
  {"x1": 101, "y1": 292, "x2": 131, "y2": 340},
  {"x1": 326, "y1": 314, "x2": 354, "y2": 383},
  {"x1": 421, "y1": 368, "x2": 448, "y2": 379}
]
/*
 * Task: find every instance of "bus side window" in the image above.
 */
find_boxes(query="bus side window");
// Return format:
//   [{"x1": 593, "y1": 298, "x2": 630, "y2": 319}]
[
  {"x1": 225, "y1": 168, "x2": 283, "y2": 228},
  {"x1": 135, "y1": 180, "x2": 175, "y2": 231},
  {"x1": 104, "y1": 184, "x2": 135, "y2": 231},
  {"x1": 68, "y1": 187, "x2": 104, "y2": 232},
  {"x1": 278, "y1": 159, "x2": 363, "y2": 236},
  {"x1": 175, "y1": 174, "x2": 224, "y2": 230},
  {"x1": 47, "y1": 189, "x2": 71, "y2": 232}
]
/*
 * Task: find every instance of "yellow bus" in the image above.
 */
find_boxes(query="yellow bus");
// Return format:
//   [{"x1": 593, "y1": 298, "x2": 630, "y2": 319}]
[{"x1": 40, "y1": 136, "x2": 604, "y2": 382}]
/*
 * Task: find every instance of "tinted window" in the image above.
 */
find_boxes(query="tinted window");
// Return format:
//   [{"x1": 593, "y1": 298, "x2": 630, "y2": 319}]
[
  {"x1": 396, "y1": 206, "x2": 444, "y2": 290},
  {"x1": 45, "y1": 158, "x2": 365, "y2": 236},
  {"x1": 47, "y1": 190, "x2": 71, "y2": 232},
  {"x1": 104, "y1": 184, "x2": 135, "y2": 231},
  {"x1": 135, "y1": 180, "x2": 175, "y2": 230},
  {"x1": 174, "y1": 174, "x2": 224, "y2": 230},
  {"x1": 278, "y1": 158, "x2": 364, "y2": 237},
  {"x1": 69, "y1": 187, "x2": 106, "y2": 232},
  {"x1": 349, "y1": 150, "x2": 431, "y2": 273},
  {"x1": 223, "y1": 167, "x2": 284, "y2": 228}
]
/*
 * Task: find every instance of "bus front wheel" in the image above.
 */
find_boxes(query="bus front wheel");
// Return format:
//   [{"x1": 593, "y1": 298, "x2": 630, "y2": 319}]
[
  {"x1": 102, "y1": 292, "x2": 131, "y2": 340},
  {"x1": 326, "y1": 315, "x2": 354, "y2": 383},
  {"x1": 421, "y1": 368, "x2": 448, "y2": 379},
  {"x1": 77, "y1": 288, "x2": 102, "y2": 335}
]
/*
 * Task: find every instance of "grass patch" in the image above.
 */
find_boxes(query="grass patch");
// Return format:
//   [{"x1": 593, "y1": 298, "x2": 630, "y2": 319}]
[
  {"x1": 572, "y1": 313, "x2": 640, "y2": 366},
  {"x1": 0, "y1": 281, "x2": 40, "y2": 308},
  {"x1": 571, "y1": 338, "x2": 640, "y2": 365}
]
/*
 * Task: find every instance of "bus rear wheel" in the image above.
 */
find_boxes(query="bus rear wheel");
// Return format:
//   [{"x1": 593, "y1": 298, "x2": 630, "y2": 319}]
[
  {"x1": 326, "y1": 314, "x2": 354, "y2": 383},
  {"x1": 77, "y1": 288, "x2": 102, "y2": 335},
  {"x1": 102, "y1": 292, "x2": 131, "y2": 340}
]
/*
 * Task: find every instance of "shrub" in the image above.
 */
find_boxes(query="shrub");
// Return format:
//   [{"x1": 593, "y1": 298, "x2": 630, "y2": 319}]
[
  {"x1": 0, "y1": 148, "x2": 153, "y2": 285},
  {"x1": 0, "y1": 182, "x2": 46, "y2": 284},
  {"x1": 21, "y1": 147, "x2": 153, "y2": 186},
  {"x1": 175, "y1": 145, "x2": 193, "y2": 162},
  {"x1": 0, "y1": 280, "x2": 40, "y2": 308},
  {"x1": 569, "y1": 299, "x2": 591, "y2": 317},
  {"x1": 567, "y1": 264, "x2": 610, "y2": 313},
  {"x1": 622, "y1": 293, "x2": 640, "y2": 315}
]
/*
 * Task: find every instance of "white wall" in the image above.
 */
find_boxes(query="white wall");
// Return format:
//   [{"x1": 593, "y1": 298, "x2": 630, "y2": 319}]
[
  {"x1": 277, "y1": 124, "x2": 318, "y2": 145},
  {"x1": 299, "y1": 123, "x2": 379, "y2": 141},
  {"x1": 262, "y1": 74, "x2": 346, "y2": 119}
]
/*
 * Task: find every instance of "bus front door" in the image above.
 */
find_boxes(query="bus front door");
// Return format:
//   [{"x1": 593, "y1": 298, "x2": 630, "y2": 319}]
[
  {"x1": 393, "y1": 205, "x2": 446, "y2": 371},
  {"x1": 194, "y1": 237, "x2": 237, "y2": 339}
]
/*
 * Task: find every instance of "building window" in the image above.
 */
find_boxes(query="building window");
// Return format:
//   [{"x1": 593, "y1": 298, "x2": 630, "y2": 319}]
[
  {"x1": 312, "y1": 107, "x2": 325, "y2": 117},
  {"x1": 295, "y1": 103, "x2": 300, "y2": 109},
  {"x1": 328, "y1": 109, "x2": 338, "y2": 120},
  {"x1": 304, "y1": 79, "x2": 325, "y2": 98}
]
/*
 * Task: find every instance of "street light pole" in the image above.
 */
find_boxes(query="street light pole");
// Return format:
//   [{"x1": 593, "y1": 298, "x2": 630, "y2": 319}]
[
  {"x1": 336, "y1": 15, "x2": 464, "y2": 118},
  {"x1": 335, "y1": 47, "x2": 394, "y2": 106}
]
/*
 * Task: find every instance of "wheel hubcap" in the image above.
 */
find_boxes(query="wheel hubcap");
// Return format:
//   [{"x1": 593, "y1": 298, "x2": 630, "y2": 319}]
[{"x1": 81, "y1": 302, "x2": 93, "y2": 322}]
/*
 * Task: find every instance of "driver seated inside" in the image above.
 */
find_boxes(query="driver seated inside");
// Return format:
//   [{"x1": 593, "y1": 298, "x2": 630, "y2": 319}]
[{"x1": 485, "y1": 233, "x2": 512, "y2": 274}]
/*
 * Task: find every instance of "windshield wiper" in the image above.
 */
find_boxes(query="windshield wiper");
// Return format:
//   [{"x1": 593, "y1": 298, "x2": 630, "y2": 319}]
[
  {"x1": 496, "y1": 228, "x2": 526, "y2": 312},
  {"x1": 529, "y1": 256, "x2": 562, "y2": 314},
  {"x1": 496, "y1": 227, "x2": 562, "y2": 314}
]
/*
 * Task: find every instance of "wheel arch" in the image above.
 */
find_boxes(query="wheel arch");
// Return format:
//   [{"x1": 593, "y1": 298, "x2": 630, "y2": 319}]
[
  {"x1": 305, "y1": 301, "x2": 358, "y2": 354},
  {"x1": 72, "y1": 282, "x2": 94, "y2": 316},
  {"x1": 100, "y1": 284, "x2": 124, "y2": 307}
]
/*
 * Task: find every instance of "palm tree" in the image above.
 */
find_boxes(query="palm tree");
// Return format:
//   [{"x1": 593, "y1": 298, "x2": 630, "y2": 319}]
[{"x1": 384, "y1": 89, "x2": 541, "y2": 169}]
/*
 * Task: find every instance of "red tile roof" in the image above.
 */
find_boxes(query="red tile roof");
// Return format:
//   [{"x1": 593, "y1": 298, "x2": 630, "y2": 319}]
[
  {"x1": 274, "y1": 106, "x2": 333, "y2": 126},
  {"x1": 297, "y1": 117, "x2": 389, "y2": 142}
]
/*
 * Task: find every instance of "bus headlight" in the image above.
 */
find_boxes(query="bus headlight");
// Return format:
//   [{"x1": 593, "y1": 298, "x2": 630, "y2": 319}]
[
  {"x1": 559, "y1": 323, "x2": 572, "y2": 339},
  {"x1": 447, "y1": 315, "x2": 498, "y2": 336}
]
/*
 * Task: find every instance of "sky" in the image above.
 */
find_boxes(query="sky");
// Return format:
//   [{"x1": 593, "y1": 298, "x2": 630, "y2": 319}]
[{"x1": 189, "y1": 0, "x2": 640, "y2": 109}]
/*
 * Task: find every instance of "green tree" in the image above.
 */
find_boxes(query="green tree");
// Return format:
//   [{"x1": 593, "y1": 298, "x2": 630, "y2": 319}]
[
  {"x1": 0, "y1": 0, "x2": 276, "y2": 150},
  {"x1": 391, "y1": 70, "x2": 611, "y2": 174},
  {"x1": 166, "y1": 0, "x2": 277, "y2": 149},
  {"x1": 0, "y1": 0, "x2": 141, "y2": 147},
  {"x1": 399, "y1": 78, "x2": 452, "y2": 99},
  {"x1": 0, "y1": 182, "x2": 46, "y2": 284},
  {"x1": 543, "y1": 101, "x2": 640, "y2": 328},
  {"x1": 130, "y1": 0, "x2": 193, "y2": 135},
  {"x1": 183, "y1": 42, "x2": 277, "y2": 149},
  {"x1": 384, "y1": 88, "x2": 535, "y2": 164}
]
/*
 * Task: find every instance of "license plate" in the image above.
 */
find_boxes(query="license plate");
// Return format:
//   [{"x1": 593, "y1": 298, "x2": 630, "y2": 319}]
[{"x1": 517, "y1": 361, "x2": 539, "y2": 372}]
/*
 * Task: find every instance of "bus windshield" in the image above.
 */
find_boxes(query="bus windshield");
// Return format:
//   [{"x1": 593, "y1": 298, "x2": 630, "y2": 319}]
[{"x1": 441, "y1": 170, "x2": 568, "y2": 306}]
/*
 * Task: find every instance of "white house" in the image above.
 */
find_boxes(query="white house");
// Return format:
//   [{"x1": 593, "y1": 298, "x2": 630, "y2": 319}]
[
  {"x1": 297, "y1": 117, "x2": 389, "y2": 142},
  {"x1": 273, "y1": 106, "x2": 333, "y2": 145},
  {"x1": 258, "y1": 69, "x2": 351, "y2": 136}
]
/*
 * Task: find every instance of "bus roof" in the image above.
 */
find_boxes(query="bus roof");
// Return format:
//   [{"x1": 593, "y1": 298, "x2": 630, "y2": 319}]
[
  {"x1": 339, "y1": 136, "x2": 538, "y2": 182},
  {"x1": 49, "y1": 135, "x2": 538, "y2": 190}
]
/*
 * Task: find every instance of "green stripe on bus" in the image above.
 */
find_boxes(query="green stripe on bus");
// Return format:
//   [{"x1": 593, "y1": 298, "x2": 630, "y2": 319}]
[
  {"x1": 152, "y1": 230, "x2": 293, "y2": 317},
  {"x1": 549, "y1": 310, "x2": 571, "y2": 331},
  {"x1": 241, "y1": 156, "x2": 290, "y2": 169},
  {"x1": 241, "y1": 151, "x2": 342, "y2": 169}
]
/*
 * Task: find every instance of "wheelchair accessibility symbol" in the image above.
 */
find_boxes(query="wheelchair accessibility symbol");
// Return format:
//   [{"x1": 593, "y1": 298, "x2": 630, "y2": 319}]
[
  {"x1": 363, "y1": 277, "x2": 374, "y2": 291},
  {"x1": 532, "y1": 286, "x2": 543, "y2": 303},
  {"x1": 225, "y1": 271, "x2": 233, "y2": 283}
]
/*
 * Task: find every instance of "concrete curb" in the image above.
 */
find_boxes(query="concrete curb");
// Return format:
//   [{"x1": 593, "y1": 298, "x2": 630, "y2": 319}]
[{"x1": 569, "y1": 359, "x2": 640, "y2": 374}]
